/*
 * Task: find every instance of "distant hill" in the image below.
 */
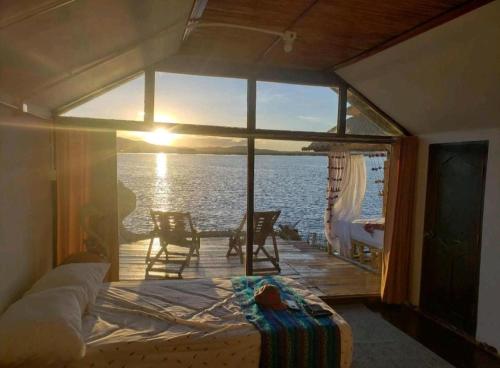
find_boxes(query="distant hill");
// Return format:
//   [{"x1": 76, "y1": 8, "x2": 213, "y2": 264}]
[
  {"x1": 117, "y1": 137, "x2": 324, "y2": 155},
  {"x1": 117, "y1": 137, "x2": 195, "y2": 154}
]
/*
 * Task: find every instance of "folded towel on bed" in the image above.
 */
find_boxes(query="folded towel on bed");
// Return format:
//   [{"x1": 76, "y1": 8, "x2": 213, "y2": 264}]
[{"x1": 232, "y1": 276, "x2": 341, "y2": 368}]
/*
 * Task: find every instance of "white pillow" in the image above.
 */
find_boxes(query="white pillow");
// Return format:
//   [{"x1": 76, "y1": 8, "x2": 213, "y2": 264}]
[
  {"x1": 25, "y1": 262, "x2": 110, "y2": 310},
  {"x1": 0, "y1": 286, "x2": 86, "y2": 365}
]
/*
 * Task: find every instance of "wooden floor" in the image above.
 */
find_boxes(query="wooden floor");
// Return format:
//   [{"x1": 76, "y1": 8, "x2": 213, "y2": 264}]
[{"x1": 119, "y1": 237, "x2": 381, "y2": 297}]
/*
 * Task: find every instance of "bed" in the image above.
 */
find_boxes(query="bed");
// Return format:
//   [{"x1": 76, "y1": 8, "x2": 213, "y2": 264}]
[
  {"x1": 350, "y1": 218, "x2": 384, "y2": 249},
  {"x1": 75, "y1": 278, "x2": 352, "y2": 368},
  {"x1": 0, "y1": 264, "x2": 352, "y2": 368}
]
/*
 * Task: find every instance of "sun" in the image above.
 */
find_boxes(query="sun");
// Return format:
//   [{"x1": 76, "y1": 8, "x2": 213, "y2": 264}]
[
  {"x1": 135, "y1": 111, "x2": 177, "y2": 124},
  {"x1": 154, "y1": 113, "x2": 176, "y2": 123},
  {"x1": 144, "y1": 128, "x2": 176, "y2": 146}
]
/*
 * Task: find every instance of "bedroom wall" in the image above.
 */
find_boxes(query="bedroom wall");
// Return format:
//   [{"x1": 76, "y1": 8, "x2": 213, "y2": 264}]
[
  {"x1": 410, "y1": 128, "x2": 500, "y2": 351},
  {"x1": 0, "y1": 106, "x2": 54, "y2": 313}
]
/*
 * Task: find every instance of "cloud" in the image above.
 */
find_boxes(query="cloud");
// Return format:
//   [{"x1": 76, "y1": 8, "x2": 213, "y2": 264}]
[
  {"x1": 298, "y1": 115, "x2": 322, "y2": 122},
  {"x1": 257, "y1": 92, "x2": 287, "y2": 104}
]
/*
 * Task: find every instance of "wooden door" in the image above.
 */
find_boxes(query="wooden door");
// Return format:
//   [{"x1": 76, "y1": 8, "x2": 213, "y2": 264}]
[{"x1": 420, "y1": 141, "x2": 488, "y2": 336}]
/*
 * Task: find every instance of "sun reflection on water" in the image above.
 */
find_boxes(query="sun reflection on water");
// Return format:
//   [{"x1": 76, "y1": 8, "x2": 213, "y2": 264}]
[{"x1": 156, "y1": 153, "x2": 167, "y2": 178}]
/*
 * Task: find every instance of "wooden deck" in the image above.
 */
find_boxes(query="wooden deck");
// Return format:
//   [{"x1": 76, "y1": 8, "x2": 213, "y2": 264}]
[{"x1": 119, "y1": 237, "x2": 380, "y2": 297}]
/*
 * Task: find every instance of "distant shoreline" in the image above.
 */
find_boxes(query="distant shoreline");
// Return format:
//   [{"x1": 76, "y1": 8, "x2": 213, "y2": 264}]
[
  {"x1": 118, "y1": 151, "x2": 327, "y2": 156},
  {"x1": 117, "y1": 136, "x2": 326, "y2": 156}
]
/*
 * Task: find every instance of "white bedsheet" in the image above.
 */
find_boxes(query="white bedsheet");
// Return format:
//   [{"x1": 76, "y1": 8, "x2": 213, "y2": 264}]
[
  {"x1": 350, "y1": 218, "x2": 384, "y2": 249},
  {"x1": 65, "y1": 277, "x2": 351, "y2": 368}
]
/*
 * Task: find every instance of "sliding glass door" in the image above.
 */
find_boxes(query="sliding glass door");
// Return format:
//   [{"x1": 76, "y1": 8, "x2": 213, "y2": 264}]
[{"x1": 117, "y1": 133, "x2": 247, "y2": 280}]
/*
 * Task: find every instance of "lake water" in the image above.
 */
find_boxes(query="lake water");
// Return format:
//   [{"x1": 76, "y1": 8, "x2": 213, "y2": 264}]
[{"x1": 118, "y1": 153, "x2": 383, "y2": 237}]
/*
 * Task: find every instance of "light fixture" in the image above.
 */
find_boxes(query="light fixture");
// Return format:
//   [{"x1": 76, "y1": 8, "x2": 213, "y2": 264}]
[
  {"x1": 282, "y1": 31, "x2": 297, "y2": 53},
  {"x1": 186, "y1": 21, "x2": 297, "y2": 53}
]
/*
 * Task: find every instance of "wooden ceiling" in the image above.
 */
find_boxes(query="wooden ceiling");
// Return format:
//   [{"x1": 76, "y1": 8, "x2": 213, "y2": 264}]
[
  {"x1": 0, "y1": 0, "x2": 491, "y2": 113},
  {"x1": 177, "y1": 0, "x2": 481, "y2": 71}
]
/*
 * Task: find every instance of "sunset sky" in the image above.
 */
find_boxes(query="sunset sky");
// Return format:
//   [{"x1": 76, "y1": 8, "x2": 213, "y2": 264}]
[{"x1": 63, "y1": 73, "x2": 339, "y2": 151}]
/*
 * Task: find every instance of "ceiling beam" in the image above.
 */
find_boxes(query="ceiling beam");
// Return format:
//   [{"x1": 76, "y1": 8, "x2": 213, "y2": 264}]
[
  {"x1": 329, "y1": 0, "x2": 495, "y2": 71},
  {"x1": 0, "y1": 92, "x2": 52, "y2": 120},
  {"x1": 0, "y1": 0, "x2": 76, "y2": 30},
  {"x1": 156, "y1": 55, "x2": 344, "y2": 86}
]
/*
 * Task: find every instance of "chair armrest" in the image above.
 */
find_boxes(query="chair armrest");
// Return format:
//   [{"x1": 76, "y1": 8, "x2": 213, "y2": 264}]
[{"x1": 192, "y1": 230, "x2": 201, "y2": 241}]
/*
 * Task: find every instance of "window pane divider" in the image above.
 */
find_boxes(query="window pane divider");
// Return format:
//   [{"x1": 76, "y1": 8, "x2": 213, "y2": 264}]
[
  {"x1": 55, "y1": 116, "x2": 397, "y2": 143},
  {"x1": 246, "y1": 78, "x2": 256, "y2": 276},
  {"x1": 144, "y1": 68, "x2": 155, "y2": 123},
  {"x1": 337, "y1": 85, "x2": 347, "y2": 136}
]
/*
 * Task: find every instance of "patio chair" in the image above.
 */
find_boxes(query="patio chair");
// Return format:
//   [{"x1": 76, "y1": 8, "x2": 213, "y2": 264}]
[
  {"x1": 145, "y1": 210, "x2": 200, "y2": 279},
  {"x1": 226, "y1": 211, "x2": 281, "y2": 273},
  {"x1": 226, "y1": 215, "x2": 247, "y2": 264}
]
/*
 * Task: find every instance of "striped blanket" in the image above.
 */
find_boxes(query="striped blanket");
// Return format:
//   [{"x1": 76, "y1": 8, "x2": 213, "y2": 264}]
[{"x1": 231, "y1": 276, "x2": 341, "y2": 368}]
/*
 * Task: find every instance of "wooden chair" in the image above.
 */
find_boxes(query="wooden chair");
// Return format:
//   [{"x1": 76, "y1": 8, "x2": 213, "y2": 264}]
[
  {"x1": 145, "y1": 211, "x2": 200, "y2": 279},
  {"x1": 253, "y1": 211, "x2": 281, "y2": 274},
  {"x1": 226, "y1": 215, "x2": 247, "y2": 264},
  {"x1": 226, "y1": 211, "x2": 281, "y2": 273}
]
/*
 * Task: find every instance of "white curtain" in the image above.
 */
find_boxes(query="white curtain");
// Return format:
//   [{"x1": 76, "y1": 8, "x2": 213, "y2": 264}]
[{"x1": 324, "y1": 152, "x2": 366, "y2": 256}]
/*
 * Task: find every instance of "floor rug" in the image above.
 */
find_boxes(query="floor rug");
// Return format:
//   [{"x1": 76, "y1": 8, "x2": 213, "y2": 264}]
[{"x1": 335, "y1": 304, "x2": 455, "y2": 368}]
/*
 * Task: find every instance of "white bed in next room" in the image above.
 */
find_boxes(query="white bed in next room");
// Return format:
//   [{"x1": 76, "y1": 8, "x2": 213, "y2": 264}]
[{"x1": 350, "y1": 218, "x2": 385, "y2": 249}]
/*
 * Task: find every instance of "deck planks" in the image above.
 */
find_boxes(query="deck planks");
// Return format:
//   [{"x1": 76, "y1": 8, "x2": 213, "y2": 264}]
[{"x1": 120, "y1": 237, "x2": 380, "y2": 297}]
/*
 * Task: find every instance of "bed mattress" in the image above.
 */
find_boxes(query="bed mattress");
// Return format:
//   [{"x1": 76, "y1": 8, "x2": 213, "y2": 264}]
[
  {"x1": 67, "y1": 277, "x2": 352, "y2": 368},
  {"x1": 350, "y1": 218, "x2": 384, "y2": 249}
]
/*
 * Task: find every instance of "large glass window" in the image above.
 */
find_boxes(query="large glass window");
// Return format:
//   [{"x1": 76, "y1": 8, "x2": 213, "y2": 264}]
[
  {"x1": 154, "y1": 72, "x2": 247, "y2": 127},
  {"x1": 257, "y1": 82, "x2": 338, "y2": 132},
  {"x1": 62, "y1": 74, "x2": 145, "y2": 121}
]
